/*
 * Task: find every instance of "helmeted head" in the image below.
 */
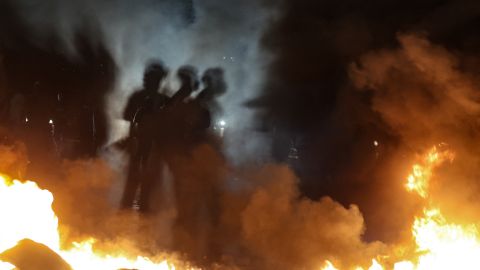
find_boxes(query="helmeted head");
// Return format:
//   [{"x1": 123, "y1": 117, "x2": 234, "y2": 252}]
[
  {"x1": 177, "y1": 65, "x2": 199, "y2": 92},
  {"x1": 201, "y1": 67, "x2": 227, "y2": 97},
  {"x1": 143, "y1": 61, "x2": 168, "y2": 92}
]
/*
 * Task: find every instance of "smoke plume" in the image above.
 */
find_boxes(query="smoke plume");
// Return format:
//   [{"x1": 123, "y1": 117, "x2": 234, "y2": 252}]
[
  {"x1": 350, "y1": 33, "x2": 480, "y2": 227},
  {"x1": 4, "y1": 0, "x2": 480, "y2": 269},
  {"x1": 241, "y1": 165, "x2": 385, "y2": 269},
  {"x1": 5, "y1": 0, "x2": 277, "y2": 163}
]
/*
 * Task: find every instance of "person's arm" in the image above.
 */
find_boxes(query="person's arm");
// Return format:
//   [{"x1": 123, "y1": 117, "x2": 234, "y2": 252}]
[
  {"x1": 123, "y1": 93, "x2": 140, "y2": 121},
  {"x1": 168, "y1": 86, "x2": 190, "y2": 106}
]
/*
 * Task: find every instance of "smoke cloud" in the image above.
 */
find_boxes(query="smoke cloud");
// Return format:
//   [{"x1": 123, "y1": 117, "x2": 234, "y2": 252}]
[
  {"x1": 350, "y1": 33, "x2": 480, "y2": 227},
  {"x1": 4, "y1": 0, "x2": 480, "y2": 269},
  {"x1": 241, "y1": 165, "x2": 385, "y2": 269},
  {"x1": 6, "y1": 0, "x2": 277, "y2": 163},
  {"x1": 252, "y1": 0, "x2": 480, "y2": 244}
]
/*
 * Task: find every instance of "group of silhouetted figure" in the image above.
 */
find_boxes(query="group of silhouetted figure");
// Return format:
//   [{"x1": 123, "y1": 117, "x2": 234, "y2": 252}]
[
  {"x1": 118, "y1": 62, "x2": 227, "y2": 259},
  {"x1": 119, "y1": 62, "x2": 227, "y2": 213},
  {"x1": 0, "y1": 6, "x2": 230, "y2": 262}
]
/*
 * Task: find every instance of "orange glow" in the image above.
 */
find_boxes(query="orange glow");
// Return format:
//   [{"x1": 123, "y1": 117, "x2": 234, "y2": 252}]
[
  {"x1": 321, "y1": 260, "x2": 339, "y2": 270},
  {"x1": 0, "y1": 174, "x2": 195, "y2": 270},
  {"x1": 0, "y1": 175, "x2": 60, "y2": 253},
  {"x1": 320, "y1": 145, "x2": 480, "y2": 270},
  {"x1": 402, "y1": 146, "x2": 480, "y2": 270},
  {"x1": 405, "y1": 145, "x2": 454, "y2": 198},
  {"x1": 1, "y1": 144, "x2": 479, "y2": 269}
]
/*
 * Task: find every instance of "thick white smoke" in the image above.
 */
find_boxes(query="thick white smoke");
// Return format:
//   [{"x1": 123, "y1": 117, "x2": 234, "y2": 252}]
[{"x1": 10, "y1": 0, "x2": 277, "y2": 163}]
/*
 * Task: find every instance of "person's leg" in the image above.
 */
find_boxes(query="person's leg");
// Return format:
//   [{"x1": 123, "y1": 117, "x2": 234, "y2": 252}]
[
  {"x1": 138, "y1": 167, "x2": 155, "y2": 213},
  {"x1": 138, "y1": 143, "x2": 163, "y2": 213},
  {"x1": 120, "y1": 154, "x2": 141, "y2": 209}
]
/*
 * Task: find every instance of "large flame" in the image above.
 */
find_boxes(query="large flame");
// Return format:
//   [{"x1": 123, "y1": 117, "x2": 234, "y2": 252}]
[
  {"x1": 0, "y1": 176, "x2": 60, "y2": 254},
  {"x1": 321, "y1": 145, "x2": 480, "y2": 270},
  {"x1": 2, "y1": 144, "x2": 480, "y2": 269},
  {"x1": 400, "y1": 145, "x2": 480, "y2": 270},
  {"x1": 0, "y1": 174, "x2": 195, "y2": 270}
]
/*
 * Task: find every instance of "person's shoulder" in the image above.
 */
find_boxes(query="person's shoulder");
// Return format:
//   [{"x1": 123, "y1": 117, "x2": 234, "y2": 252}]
[
  {"x1": 128, "y1": 89, "x2": 147, "y2": 100},
  {"x1": 133, "y1": 88, "x2": 147, "y2": 96}
]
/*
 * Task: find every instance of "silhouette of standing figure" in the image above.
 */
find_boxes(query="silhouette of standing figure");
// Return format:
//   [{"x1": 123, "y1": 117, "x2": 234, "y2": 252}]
[
  {"x1": 120, "y1": 62, "x2": 169, "y2": 211},
  {"x1": 197, "y1": 67, "x2": 227, "y2": 123}
]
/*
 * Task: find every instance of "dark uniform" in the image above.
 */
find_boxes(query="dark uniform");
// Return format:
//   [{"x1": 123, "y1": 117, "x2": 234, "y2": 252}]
[
  {"x1": 159, "y1": 66, "x2": 225, "y2": 260},
  {"x1": 120, "y1": 63, "x2": 169, "y2": 211},
  {"x1": 154, "y1": 66, "x2": 207, "y2": 147},
  {"x1": 197, "y1": 67, "x2": 227, "y2": 123}
]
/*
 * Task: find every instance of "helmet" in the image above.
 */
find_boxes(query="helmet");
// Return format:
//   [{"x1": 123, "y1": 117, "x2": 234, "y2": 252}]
[
  {"x1": 143, "y1": 61, "x2": 168, "y2": 89},
  {"x1": 201, "y1": 67, "x2": 227, "y2": 96},
  {"x1": 177, "y1": 65, "x2": 199, "y2": 91}
]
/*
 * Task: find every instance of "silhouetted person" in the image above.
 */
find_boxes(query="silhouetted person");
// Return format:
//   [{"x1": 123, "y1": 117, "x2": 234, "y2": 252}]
[
  {"x1": 197, "y1": 67, "x2": 227, "y2": 123},
  {"x1": 156, "y1": 66, "x2": 223, "y2": 260},
  {"x1": 196, "y1": 67, "x2": 228, "y2": 145},
  {"x1": 120, "y1": 62, "x2": 169, "y2": 211},
  {"x1": 169, "y1": 65, "x2": 200, "y2": 106},
  {"x1": 150, "y1": 65, "x2": 207, "y2": 153},
  {"x1": 170, "y1": 66, "x2": 210, "y2": 145},
  {"x1": 137, "y1": 66, "x2": 205, "y2": 212}
]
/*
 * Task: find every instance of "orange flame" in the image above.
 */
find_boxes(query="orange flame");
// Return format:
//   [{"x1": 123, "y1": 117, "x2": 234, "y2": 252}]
[
  {"x1": 0, "y1": 175, "x2": 196, "y2": 270},
  {"x1": 321, "y1": 260, "x2": 339, "y2": 270},
  {"x1": 322, "y1": 144, "x2": 480, "y2": 270},
  {"x1": 1, "y1": 144, "x2": 479, "y2": 269},
  {"x1": 405, "y1": 145, "x2": 454, "y2": 198}
]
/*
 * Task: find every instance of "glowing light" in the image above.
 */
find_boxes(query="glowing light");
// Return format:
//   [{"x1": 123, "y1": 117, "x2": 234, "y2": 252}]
[
  {"x1": 405, "y1": 145, "x2": 454, "y2": 198},
  {"x1": 368, "y1": 259, "x2": 383, "y2": 270},
  {"x1": 373, "y1": 140, "x2": 379, "y2": 147},
  {"x1": 401, "y1": 145, "x2": 480, "y2": 270},
  {"x1": 321, "y1": 260, "x2": 338, "y2": 270},
  {"x1": 393, "y1": 261, "x2": 415, "y2": 270},
  {"x1": 0, "y1": 175, "x2": 193, "y2": 270},
  {"x1": 317, "y1": 145, "x2": 480, "y2": 270},
  {"x1": 0, "y1": 175, "x2": 60, "y2": 253},
  {"x1": 49, "y1": 119, "x2": 54, "y2": 125},
  {"x1": 1, "y1": 143, "x2": 479, "y2": 270},
  {"x1": 25, "y1": 117, "x2": 28, "y2": 123},
  {"x1": 411, "y1": 208, "x2": 480, "y2": 270},
  {"x1": 0, "y1": 261, "x2": 14, "y2": 270},
  {"x1": 218, "y1": 120, "x2": 226, "y2": 127}
]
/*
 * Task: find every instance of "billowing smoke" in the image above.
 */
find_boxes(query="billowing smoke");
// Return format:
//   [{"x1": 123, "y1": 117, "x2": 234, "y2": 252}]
[
  {"x1": 4, "y1": 0, "x2": 480, "y2": 269},
  {"x1": 241, "y1": 165, "x2": 385, "y2": 269},
  {"x1": 225, "y1": 31, "x2": 480, "y2": 268},
  {"x1": 253, "y1": 0, "x2": 480, "y2": 244},
  {"x1": 0, "y1": 0, "x2": 287, "y2": 267},
  {"x1": 350, "y1": 33, "x2": 480, "y2": 227},
  {"x1": 7, "y1": 0, "x2": 277, "y2": 163}
]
